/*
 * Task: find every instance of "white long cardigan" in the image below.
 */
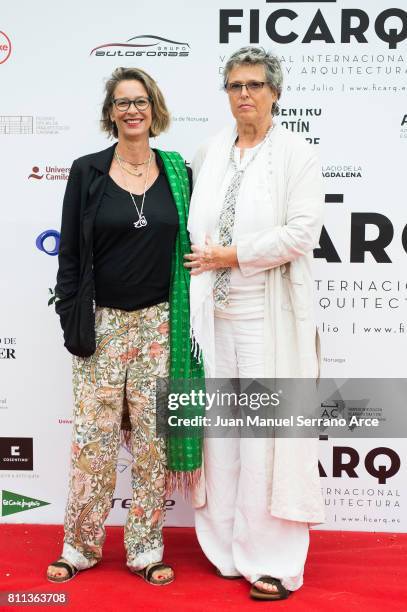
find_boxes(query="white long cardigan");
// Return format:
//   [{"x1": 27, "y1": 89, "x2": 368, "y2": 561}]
[{"x1": 190, "y1": 124, "x2": 325, "y2": 524}]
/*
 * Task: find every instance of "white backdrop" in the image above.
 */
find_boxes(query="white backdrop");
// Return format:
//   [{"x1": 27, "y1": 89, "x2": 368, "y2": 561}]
[{"x1": 0, "y1": 0, "x2": 406, "y2": 532}]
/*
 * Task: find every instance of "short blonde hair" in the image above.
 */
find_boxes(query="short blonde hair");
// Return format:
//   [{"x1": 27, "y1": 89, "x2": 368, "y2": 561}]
[{"x1": 101, "y1": 67, "x2": 170, "y2": 138}]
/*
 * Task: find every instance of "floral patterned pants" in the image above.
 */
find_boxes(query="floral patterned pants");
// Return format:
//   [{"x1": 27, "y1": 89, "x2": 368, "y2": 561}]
[{"x1": 62, "y1": 303, "x2": 170, "y2": 571}]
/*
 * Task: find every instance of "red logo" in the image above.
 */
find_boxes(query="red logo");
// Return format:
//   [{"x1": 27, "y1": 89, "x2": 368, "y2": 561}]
[
  {"x1": 28, "y1": 166, "x2": 44, "y2": 180},
  {"x1": 0, "y1": 32, "x2": 11, "y2": 65}
]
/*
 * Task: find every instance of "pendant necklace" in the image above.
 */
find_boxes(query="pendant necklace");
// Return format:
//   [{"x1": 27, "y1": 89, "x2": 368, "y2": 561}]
[
  {"x1": 115, "y1": 151, "x2": 150, "y2": 177},
  {"x1": 115, "y1": 148, "x2": 153, "y2": 229}
]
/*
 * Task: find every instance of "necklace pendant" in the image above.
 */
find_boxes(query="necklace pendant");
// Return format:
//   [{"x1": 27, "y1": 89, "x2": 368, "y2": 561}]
[{"x1": 134, "y1": 215, "x2": 147, "y2": 229}]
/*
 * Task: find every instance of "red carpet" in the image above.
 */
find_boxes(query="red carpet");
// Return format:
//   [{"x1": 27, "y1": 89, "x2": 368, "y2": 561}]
[{"x1": 0, "y1": 526, "x2": 406, "y2": 611}]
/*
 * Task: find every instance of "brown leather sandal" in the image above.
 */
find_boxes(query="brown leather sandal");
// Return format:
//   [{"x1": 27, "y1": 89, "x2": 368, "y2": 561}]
[
  {"x1": 130, "y1": 561, "x2": 174, "y2": 586},
  {"x1": 215, "y1": 568, "x2": 243, "y2": 580},
  {"x1": 46, "y1": 558, "x2": 78, "y2": 583},
  {"x1": 250, "y1": 576, "x2": 291, "y2": 601}
]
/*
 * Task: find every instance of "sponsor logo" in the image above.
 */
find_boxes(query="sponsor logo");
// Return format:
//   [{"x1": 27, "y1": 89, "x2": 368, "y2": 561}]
[
  {"x1": 314, "y1": 208, "x2": 407, "y2": 263},
  {"x1": 0, "y1": 337, "x2": 16, "y2": 360},
  {"x1": 316, "y1": 279, "x2": 407, "y2": 316},
  {"x1": 111, "y1": 497, "x2": 175, "y2": 510},
  {"x1": 28, "y1": 166, "x2": 43, "y2": 180},
  {"x1": 319, "y1": 445, "x2": 401, "y2": 484},
  {"x1": 319, "y1": 443, "x2": 402, "y2": 522},
  {"x1": 322, "y1": 165, "x2": 363, "y2": 178},
  {"x1": 172, "y1": 115, "x2": 209, "y2": 124},
  {"x1": 28, "y1": 165, "x2": 70, "y2": 181},
  {"x1": 1, "y1": 490, "x2": 50, "y2": 516},
  {"x1": 35, "y1": 116, "x2": 70, "y2": 135},
  {"x1": 35, "y1": 229, "x2": 60, "y2": 256},
  {"x1": 91, "y1": 34, "x2": 190, "y2": 58},
  {"x1": 280, "y1": 106, "x2": 322, "y2": 144},
  {"x1": 0, "y1": 438, "x2": 33, "y2": 470},
  {"x1": 219, "y1": 7, "x2": 407, "y2": 49},
  {"x1": 0, "y1": 31, "x2": 11, "y2": 64},
  {"x1": 0, "y1": 116, "x2": 69, "y2": 135},
  {"x1": 0, "y1": 116, "x2": 33, "y2": 135}
]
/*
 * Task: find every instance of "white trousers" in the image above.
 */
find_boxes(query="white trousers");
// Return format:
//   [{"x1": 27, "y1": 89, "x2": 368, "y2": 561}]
[{"x1": 195, "y1": 317, "x2": 309, "y2": 591}]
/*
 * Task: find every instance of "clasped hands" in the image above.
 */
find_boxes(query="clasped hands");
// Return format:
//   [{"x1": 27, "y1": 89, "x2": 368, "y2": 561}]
[{"x1": 184, "y1": 236, "x2": 238, "y2": 276}]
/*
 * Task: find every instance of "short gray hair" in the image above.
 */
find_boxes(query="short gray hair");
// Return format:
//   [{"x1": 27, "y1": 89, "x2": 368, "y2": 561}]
[{"x1": 223, "y1": 46, "x2": 283, "y2": 116}]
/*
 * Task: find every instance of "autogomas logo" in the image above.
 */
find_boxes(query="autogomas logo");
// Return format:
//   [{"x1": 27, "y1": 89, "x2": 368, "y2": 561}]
[
  {"x1": 0, "y1": 31, "x2": 11, "y2": 64},
  {"x1": 90, "y1": 34, "x2": 190, "y2": 57}
]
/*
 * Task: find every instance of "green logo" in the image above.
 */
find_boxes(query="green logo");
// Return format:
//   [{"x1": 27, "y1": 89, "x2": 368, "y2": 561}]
[{"x1": 1, "y1": 490, "x2": 50, "y2": 517}]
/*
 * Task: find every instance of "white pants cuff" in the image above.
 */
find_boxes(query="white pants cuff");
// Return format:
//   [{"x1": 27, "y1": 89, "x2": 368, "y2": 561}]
[
  {"x1": 126, "y1": 545, "x2": 164, "y2": 570},
  {"x1": 62, "y1": 543, "x2": 97, "y2": 570}
]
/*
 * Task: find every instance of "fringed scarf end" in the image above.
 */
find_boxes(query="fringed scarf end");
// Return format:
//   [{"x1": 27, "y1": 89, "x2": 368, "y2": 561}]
[
  {"x1": 190, "y1": 326, "x2": 202, "y2": 363},
  {"x1": 166, "y1": 468, "x2": 202, "y2": 498}
]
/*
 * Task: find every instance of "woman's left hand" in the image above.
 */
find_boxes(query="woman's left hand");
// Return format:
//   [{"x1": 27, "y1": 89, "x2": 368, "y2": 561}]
[{"x1": 184, "y1": 236, "x2": 238, "y2": 275}]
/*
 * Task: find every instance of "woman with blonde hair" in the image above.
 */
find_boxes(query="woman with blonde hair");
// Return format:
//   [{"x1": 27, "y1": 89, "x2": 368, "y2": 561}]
[{"x1": 47, "y1": 66, "x2": 203, "y2": 585}]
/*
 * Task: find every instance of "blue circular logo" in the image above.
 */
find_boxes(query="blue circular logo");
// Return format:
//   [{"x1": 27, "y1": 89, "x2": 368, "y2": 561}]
[{"x1": 35, "y1": 229, "x2": 60, "y2": 256}]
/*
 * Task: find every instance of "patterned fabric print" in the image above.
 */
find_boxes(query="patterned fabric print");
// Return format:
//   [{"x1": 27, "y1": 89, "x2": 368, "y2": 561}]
[
  {"x1": 157, "y1": 150, "x2": 206, "y2": 475},
  {"x1": 213, "y1": 170, "x2": 244, "y2": 308},
  {"x1": 214, "y1": 128, "x2": 274, "y2": 309},
  {"x1": 124, "y1": 306, "x2": 169, "y2": 568},
  {"x1": 64, "y1": 303, "x2": 170, "y2": 568}
]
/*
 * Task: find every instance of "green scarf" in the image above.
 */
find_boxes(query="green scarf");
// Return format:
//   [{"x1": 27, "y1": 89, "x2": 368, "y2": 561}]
[{"x1": 157, "y1": 150, "x2": 205, "y2": 492}]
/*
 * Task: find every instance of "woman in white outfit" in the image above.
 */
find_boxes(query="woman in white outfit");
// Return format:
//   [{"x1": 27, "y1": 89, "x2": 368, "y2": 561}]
[{"x1": 184, "y1": 47, "x2": 325, "y2": 601}]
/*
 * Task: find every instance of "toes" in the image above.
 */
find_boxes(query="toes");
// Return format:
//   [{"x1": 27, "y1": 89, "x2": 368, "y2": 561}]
[
  {"x1": 53, "y1": 569, "x2": 66, "y2": 575},
  {"x1": 47, "y1": 559, "x2": 71, "y2": 579},
  {"x1": 152, "y1": 568, "x2": 174, "y2": 582},
  {"x1": 48, "y1": 568, "x2": 68, "y2": 578},
  {"x1": 255, "y1": 581, "x2": 277, "y2": 593}
]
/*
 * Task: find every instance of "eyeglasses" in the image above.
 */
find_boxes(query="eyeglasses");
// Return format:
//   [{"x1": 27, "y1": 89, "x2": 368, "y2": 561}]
[
  {"x1": 111, "y1": 97, "x2": 152, "y2": 112},
  {"x1": 225, "y1": 81, "x2": 268, "y2": 95}
]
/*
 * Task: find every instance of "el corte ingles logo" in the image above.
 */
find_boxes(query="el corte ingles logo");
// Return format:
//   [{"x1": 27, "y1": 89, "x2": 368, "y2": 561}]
[{"x1": 1, "y1": 490, "x2": 50, "y2": 517}]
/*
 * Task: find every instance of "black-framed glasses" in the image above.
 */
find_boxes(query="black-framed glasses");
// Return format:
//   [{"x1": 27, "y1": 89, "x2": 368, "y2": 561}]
[
  {"x1": 111, "y1": 97, "x2": 152, "y2": 112},
  {"x1": 225, "y1": 81, "x2": 268, "y2": 95}
]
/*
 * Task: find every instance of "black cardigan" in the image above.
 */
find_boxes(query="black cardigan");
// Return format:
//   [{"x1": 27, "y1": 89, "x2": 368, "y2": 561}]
[
  {"x1": 56, "y1": 145, "x2": 116, "y2": 303},
  {"x1": 55, "y1": 143, "x2": 191, "y2": 356}
]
